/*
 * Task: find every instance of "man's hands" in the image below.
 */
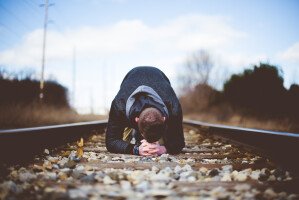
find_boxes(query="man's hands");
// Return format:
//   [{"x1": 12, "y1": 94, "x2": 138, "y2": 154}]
[{"x1": 139, "y1": 139, "x2": 167, "y2": 156}]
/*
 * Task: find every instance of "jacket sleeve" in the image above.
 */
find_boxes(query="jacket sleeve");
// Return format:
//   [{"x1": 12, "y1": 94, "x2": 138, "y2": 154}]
[
  {"x1": 164, "y1": 102, "x2": 185, "y2": 154},
  {"x1": 105, "y1": 100, "x2": 135, "y2": 154}
]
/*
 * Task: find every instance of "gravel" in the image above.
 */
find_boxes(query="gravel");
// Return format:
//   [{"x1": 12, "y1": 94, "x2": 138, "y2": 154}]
[{"x1": 0, "y1": 128, "x2": 298, "y2": 199}]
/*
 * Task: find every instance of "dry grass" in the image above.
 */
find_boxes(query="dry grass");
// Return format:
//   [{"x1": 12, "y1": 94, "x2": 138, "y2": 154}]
[
  {"x1": 184, "y1": 112, "x2": 298, "y2": 133},
  {"x1": 0, "y1": 103, "x2": 107, "y2": 129}
]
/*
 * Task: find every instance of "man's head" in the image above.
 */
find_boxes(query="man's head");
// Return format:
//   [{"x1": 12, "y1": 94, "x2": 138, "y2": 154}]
[{"x1": 135, "y1": 107, "x2": 166, "y2": 143}]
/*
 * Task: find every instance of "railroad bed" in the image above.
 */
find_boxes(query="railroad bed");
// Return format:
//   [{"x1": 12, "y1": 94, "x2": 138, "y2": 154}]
[{"x1": 0, "y1": 125, "x2": 298, "y2": 199}]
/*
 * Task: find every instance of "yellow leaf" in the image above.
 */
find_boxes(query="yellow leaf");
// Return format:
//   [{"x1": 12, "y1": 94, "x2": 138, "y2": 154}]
[
  {"x1": 77, "y1": 137, "x2": 84, "y2": 147},
  {"x1": 76, "y1": 137, "x2": 84, "y2": 158},
  {"x1": 77, "y1": 147, "x2": 83, "y2": 158}
]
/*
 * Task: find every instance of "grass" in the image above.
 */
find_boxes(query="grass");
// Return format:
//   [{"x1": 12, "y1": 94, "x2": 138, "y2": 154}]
[
  {"x1": 0, "y1": 103, "x2": 106, "y2": 129},
  {"x1": 1, "y1": 103, "x2": 298, "y2": 134},
  {"x1": 184, "y1": 112, "x2": 298, "y2": 133}
]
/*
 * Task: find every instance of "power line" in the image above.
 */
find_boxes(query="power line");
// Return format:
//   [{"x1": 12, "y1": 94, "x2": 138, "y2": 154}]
[
  {"x1": 0, "y1": 3, "x2": 33, "y2": 32},
  {"x1": 23, "y1": 0, "x2": 42, "y2": 14},
  {"x1": 0, "y1": 22, "x2": 23, "y2": 39},
  {"x1": 21, "y1": 0, "x2": 42, "y2": 18}
]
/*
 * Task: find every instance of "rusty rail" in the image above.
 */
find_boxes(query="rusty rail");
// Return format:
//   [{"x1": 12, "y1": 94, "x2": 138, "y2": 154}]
[
  {"x1": 0, "y1": 120, "x2": 298, "y2": 199},
  {"x1": 1, "y1": 119, "x2": 298, "y2": 168}
]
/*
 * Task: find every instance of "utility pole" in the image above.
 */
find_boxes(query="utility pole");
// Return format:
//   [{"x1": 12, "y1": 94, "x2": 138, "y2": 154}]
[
  {"x1": 39, "y1": 0, "x2": 49, "y2": 100},
  {"x1": 72, "y1": 46, "x2": 76, "y2": 107}
]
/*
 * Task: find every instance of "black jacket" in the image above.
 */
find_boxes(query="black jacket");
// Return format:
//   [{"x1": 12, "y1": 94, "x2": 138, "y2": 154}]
[{"x1": 105, "y1": 66, "x2": 185, "y2": 154}]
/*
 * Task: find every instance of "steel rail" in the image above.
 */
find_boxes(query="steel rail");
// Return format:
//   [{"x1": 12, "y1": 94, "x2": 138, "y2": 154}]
[
  {"x1": 0, "y1": 119, "x2": 298, "y2": 172},
  {"x1": 0, "y1": 120, "x2": 108, "y2": 164}
]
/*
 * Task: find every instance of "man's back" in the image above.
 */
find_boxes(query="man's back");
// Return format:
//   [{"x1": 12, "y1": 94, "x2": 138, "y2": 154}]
[
  {"x1": 116, "y1": 66, "x2": 177, "y2": 106},
  {"x1": 106, "y1": 66, "x2": 185, "y2": 155}
]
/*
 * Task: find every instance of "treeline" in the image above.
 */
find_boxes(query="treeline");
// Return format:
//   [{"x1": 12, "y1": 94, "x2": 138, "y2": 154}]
[
  {"x1": 180, "y1": 63, "x2": 299, "y2": 120},
  {"x1": 0, "y1": 68, "x2": 69, "y2": 108}
]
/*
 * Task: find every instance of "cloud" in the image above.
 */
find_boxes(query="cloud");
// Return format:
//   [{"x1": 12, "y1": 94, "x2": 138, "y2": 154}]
[
  {"x1": 278, "y1": 42, "x2": 299, "y2": 64},
  {"x1": 0, "y1": 14, "x2": 246, "y2": 68},
  {"x1": 0, "y1": 14, "x2": 248, "y2": 113}
]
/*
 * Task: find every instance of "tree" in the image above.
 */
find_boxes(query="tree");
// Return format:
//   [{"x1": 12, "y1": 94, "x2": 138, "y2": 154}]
[
  {"x1": 178, "y1": 50, "x2": 218, "y2": 113},
  {"x1": 223, "y1": 63, "x2": 286, "y2": 115},
  {"x1": 179, "y1": 49, "x2": 214, "y2": 94}
]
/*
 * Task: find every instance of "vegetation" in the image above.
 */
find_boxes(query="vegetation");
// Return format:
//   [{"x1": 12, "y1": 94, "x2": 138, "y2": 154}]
[
  {"x1": 0, "y1": 68, "x2": 103, "y2": 129},
  {"x1": 0, "y1": 68, "x2": 69, "y2": 107},
  {"x1": 179, "y1": 51, "x2": 299, "y2": 132}
]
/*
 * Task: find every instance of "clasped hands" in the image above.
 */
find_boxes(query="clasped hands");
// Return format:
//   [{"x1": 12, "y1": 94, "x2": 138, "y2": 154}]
[{"x1": 139, "y1": 139, "x2": 167, "y2": 156}]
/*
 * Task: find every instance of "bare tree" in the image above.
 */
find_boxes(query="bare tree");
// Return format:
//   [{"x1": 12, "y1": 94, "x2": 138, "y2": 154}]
[{"x1": 178, "y1": 49, "x2": 214, "y2": 94}]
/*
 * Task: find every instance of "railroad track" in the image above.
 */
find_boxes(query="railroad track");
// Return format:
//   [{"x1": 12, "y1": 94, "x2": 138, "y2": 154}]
[{"x1": 0, "y1": 120, "x2": 298, "y2": 199}]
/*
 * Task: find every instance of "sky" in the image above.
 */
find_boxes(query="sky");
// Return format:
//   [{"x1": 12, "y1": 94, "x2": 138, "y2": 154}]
[{"x1": 0, "y1": 0, "x2": 298, "y2": 114}]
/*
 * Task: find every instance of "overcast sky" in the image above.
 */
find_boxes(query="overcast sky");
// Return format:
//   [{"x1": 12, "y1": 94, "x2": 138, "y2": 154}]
[{"x1": 0, "y1": 0, "x2": 298, "y2": 114}]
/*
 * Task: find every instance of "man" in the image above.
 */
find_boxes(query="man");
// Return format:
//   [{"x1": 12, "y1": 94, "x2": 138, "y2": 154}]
[{"x1": 106, "y1": 66, "x2": 185, "y2": 156}]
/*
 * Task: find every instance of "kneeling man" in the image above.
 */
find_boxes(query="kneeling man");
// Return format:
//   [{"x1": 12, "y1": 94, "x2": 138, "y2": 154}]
[{"x1": 106, "y1": 66, "x2": 185, "y2": 156}]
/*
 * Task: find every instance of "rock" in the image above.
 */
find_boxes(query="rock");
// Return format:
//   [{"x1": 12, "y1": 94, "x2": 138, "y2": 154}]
[
  {"x1": 234, "y1": 183, "x2": 251, "y2": 191},
  {"x1": 258, "y1": 172, "x2": 268, "y2": 181},
  {"x1": 33, "y1": 164, "x2": 44, "y2": 172},
  {"x1": 199, "y1": 167, "x2": 208, "y2": 176},
  {"x1": 120, "y1": 180, "x2": 131, "y2": 190},
  {"x1": 43, "y1": 160, "x2": 53, "y2": 170},
  {"x1": 174, "y1": 165, "x2": 182, "y2": 174},
  {"x1": 75, "y1": 165, "x2": 85, "y2": 172},
  {"x1": 136, "y1": 181, "x2": 150, "y2": 191},
  {"x1": 151, "y1": 166, "x2": 159, "y2": 173},
  {"x1": 44, "y1": 187, "x2": 57, "y2": 197},
  {"x1": 107, "y1": 171, "x2": 119, "y2": 181},
  {"x1": 52, "y1": 164, "x2": 59, "y2": 169},
  {"x1": 103, "y1": 175, "x2": 116, "y2": 185},
  {"x1": 0, "y1": 180, "x2": 22, "y2": 197},
  {"x1": 173, "y1": 173, "x2": 180, "y2": 180},
  {"x1": 250, "y1": 170, "x2": 260, "y2": 180},
  {"x1": 101, "y1": 155, "x2": 110, "y2": 162},
  {"x1": 47, "y1": 156, "x2": 59, "y2": 163},
  {"x1": 160, "y1": 154, "x2": 169, "y2": 161},
  {"x1": 186, "y1": 158, "x2": 195, "y2": 163},
  {"x1": 127, "y1": 170, "x2": 149, "y2": 184},
  {"x1": 148, "y1": 189, "x2": 172, "y2": 198},
  {"x1": 272, "y1": 168, "x2": 286, "y2": 179},
  {"x1": 187, "y1": 176, "x2": 196, "y2": 182},
  {"x1": 231, "y1": 170, "x2": 247, "y2": 181},
  {"x1": 80, "y1": 173, "x2": 96, "y2": 183},
  {"x1": 151, "y1": 173, "x2": 171, "y2": 182},
  {"x1": 278, "y1": 192, "x2": 287, "y2": 198},
  {"x1": 208, "y1": 169, "x2": 219, "y2": 177},
  {"x1": 64, "y1": 160, "x2": 77, "y2": 169},
  {"x1": 158, "y1": 167, "x2": 173, "y2": 177},
  {"x1": 288, "y1": 194, "x2": 299, "y2": 200},
  {"x1": 68, "y1": 187, "x2": 90, "y2": 199},
  {"x1": 57, "y1": 157, "x2": 68, "y2": 167},
  {"x1": 19, "y1": 171, "x2": 37, "y2": 182},
  {"x1": 210, "y1": 186, "x2": 229, "y2": 199},
  {"x1": 181, "y1": 164, "x2": 192, "y2": 172},
  {"x1": 71, "y1": 170, "x2": 84, "y2": 179},
  {"x1": 261, "y1": 167, "x2": 269, "y2": 174},
  {"x1": 44, "y1": 149, "x2": 50, "y2": 154},
  {"x1": 179, "y1": 171, "x2": 197, "y2": 181},
  {"x1": 58, "y1": 172, "x2": 68, "y2": 181},
  {"x1": 45, "y1": 172, "x2": 57, "y2": 180},
  {"x1": 268, "y1": 175, "x2": 276, "y2": 181},
  {"x1": 221, "y1": 165, "x2": 233, "y2": 173},
  {"x1": 221, "y1": 173, "x2": 231, "y2": 181},
  {"x1": 60, "y1": 168, "x2": 71, "y2": 175},
  {"x1": 263, "y1": 188, "x2": 277, "y2": 199}
]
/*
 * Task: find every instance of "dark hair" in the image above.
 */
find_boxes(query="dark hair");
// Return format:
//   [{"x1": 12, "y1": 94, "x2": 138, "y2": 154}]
[{"x1": 138, "y1": 107, "x2": 166, "y2": 143}]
